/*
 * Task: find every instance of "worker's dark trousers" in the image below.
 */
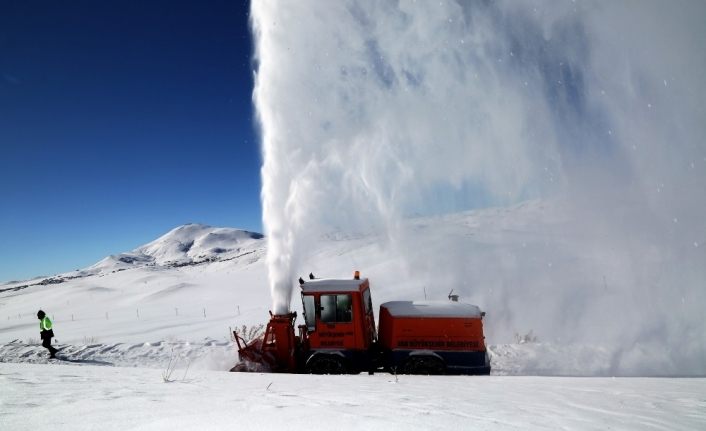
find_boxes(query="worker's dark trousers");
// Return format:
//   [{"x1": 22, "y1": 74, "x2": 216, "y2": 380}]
[{"x1": 42, "y1": 336, "x2": 57, "y2": 357}]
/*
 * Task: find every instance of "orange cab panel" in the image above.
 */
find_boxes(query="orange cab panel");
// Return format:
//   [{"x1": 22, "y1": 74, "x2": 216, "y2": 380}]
[
  {"x1": 310, "y1": 321, "x2": 358, "y2": 349},
  {"x1": 300, "y1": 278, "x2": 376, "y2": 352},
  {"x1": 379, "y1": 301, "x2": 486, "y2": 352}
]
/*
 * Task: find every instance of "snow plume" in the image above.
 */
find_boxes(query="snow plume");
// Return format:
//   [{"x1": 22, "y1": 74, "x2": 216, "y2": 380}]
[{"x1": 251, "y1": 1, "x2": 706, "y2": 375}]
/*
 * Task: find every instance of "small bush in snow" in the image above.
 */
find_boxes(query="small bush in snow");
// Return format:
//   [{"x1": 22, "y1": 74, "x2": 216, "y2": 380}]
[
  {"x1": 235, "y1": 324, "x2": 265, "y2": 343},
  {"x1": 162, "y1": 348, "x2": 191, "y2": 383}
]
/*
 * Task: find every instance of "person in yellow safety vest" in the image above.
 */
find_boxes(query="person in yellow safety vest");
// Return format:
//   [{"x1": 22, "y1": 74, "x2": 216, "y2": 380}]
[{"x1": 37, "y1": 310, "x2": 58, "y2": 359}]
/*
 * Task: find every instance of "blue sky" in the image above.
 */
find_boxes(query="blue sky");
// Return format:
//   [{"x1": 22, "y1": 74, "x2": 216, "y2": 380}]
[{"x1": 0, "y1": 0, "x2": 260, "y2": 281}]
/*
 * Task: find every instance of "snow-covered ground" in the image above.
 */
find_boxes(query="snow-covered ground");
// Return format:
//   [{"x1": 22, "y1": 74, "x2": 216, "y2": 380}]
[
  {"x1": 2, "y1": 363, "x2": 704, "y2": 430},
  {"x1": 1, "y1": 204, "x2": 705, "y2": 429}
]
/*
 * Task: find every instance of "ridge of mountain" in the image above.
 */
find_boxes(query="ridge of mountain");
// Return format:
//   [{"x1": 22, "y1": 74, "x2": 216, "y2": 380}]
[{"x1": 1, "y1": 224, "x2": 266, "y2": 292}]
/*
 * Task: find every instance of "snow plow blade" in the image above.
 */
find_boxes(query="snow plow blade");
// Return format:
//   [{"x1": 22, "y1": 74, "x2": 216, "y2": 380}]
[{"x1": 230, "y1": 312, "x2": 299, "y2": 372}]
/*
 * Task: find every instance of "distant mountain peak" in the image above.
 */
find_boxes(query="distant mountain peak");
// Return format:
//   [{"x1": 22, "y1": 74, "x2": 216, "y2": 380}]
[{"x1": 84, "y1": 224, "x2": 265, "y2": 275}]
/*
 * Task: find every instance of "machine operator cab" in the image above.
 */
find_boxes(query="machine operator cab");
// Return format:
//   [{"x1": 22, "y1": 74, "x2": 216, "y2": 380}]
[{"x1": 299, "y1": 273, "x2": 377, "y2": 354}]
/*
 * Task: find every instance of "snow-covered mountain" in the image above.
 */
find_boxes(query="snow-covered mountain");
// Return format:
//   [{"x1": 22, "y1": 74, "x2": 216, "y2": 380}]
[
  {"x1": 0, "y1": 223, "x2": 269, "y2": 349},
  {"x1": 88, "y1": 223, "x2": 265, "y2": 273},
  {"x1": 1, "y1": 224, "x2": 266, "y2": 292}
]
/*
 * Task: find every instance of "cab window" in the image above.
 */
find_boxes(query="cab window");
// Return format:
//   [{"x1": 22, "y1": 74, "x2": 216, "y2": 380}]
[
  {"x1": 302, "y1": 294, "x2": 316, "y2": 331},
  {"x1": 363, "y1": 288, "x2": 373, "y2": 314},
  {"x1": 320, "y1": 294, "x2": 352, "y2": 323}
]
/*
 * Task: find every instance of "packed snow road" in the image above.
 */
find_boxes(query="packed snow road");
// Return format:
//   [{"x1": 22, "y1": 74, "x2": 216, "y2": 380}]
[{"x1": 1, "y1": 362, "x2": 703, "y2": 431}]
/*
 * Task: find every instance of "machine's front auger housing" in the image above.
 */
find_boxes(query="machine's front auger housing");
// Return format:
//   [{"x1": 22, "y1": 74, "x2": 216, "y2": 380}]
[{"x1": 231, "y1": 311, "x2": 299, "y2": 372}]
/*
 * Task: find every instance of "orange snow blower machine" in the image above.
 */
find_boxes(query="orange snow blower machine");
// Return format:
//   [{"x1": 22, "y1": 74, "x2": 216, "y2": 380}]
[{"x1": 232, "y1": 272, "x2": 490, "y2": 375}]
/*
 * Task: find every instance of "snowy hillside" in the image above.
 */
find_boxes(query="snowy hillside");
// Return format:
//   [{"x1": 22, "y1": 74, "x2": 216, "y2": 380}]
[
  {"x1": 1, "y1": 206, "x2": 705, "y2": 430},
  {"x1": 88, "y1": 223, "x2": 264, "y2": 274},
  {"x1": 0, "y1": 223, "x2": 269, "y2": 345},
  {"x1": 1, "y1": 201, "x2": 704, "y2": 378}
]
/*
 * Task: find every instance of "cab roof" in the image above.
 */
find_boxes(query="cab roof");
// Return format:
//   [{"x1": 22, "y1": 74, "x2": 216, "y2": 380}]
[{"x1": 300, "y1": 278, "x2": 368, "y2": 293}]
